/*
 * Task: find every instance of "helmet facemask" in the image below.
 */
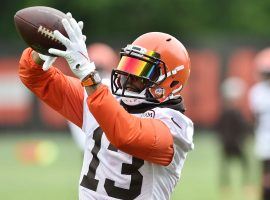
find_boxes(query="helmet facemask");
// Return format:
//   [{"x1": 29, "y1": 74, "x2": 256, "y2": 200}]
[{"x1": 111, "y1": 45, "x2": 167, "y2": 104}]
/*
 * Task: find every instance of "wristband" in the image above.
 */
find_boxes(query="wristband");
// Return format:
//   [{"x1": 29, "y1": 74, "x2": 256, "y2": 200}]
[{"x1": 81, "y1": 71, "x2": 101, "y2": 87}]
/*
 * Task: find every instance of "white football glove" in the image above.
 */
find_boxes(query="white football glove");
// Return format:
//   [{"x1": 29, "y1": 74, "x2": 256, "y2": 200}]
[
  {"x1": 38, "y1": 12, "x2": 86, "y2": 71},
  {"x1": 48, "y1": 16, "x2": 95, "y2": 80}
]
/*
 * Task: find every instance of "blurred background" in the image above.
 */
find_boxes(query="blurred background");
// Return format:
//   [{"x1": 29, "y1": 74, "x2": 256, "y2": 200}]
[{"x1": 1, "y1": 0, "x2": 270, "y2": 199}]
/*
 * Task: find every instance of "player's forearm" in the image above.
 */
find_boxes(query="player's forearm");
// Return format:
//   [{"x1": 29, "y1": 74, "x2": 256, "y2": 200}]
[
  {"x1": 19, "y1": 48, "x2": 62, "y2": 100},
  {"x1": 19, "y1": 48, "x2": 54, "y2": 85},
  {"x1": 19, "y1": 48, "x2": 84, "y2": 127},
  {"x1": 87, "y1": 85, "x2": 174, "y2": 166}
]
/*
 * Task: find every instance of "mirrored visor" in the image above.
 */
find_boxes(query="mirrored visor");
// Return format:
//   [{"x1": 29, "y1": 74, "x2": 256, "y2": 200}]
[{"x1": 117, "y1": 56, "x2": 160, "y2": 82}]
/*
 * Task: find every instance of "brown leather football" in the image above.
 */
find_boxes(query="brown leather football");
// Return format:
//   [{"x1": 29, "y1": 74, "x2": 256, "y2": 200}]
[{"x1": 14, "y1": 6, "x2": 68, "y2": 56}]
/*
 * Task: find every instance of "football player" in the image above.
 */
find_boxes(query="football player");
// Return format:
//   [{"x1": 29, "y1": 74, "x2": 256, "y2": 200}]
[
  {"x1": 249, "y1": 48, "x2": 270, "y2": 200},
  {"x1": 19, "y1": 15, "x2": 194, "y2": 200}
]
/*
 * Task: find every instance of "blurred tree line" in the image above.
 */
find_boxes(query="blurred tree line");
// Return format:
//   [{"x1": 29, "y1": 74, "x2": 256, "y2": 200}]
[{"x1": 1, "y1": 0, "x2": 270, "y2": 55}]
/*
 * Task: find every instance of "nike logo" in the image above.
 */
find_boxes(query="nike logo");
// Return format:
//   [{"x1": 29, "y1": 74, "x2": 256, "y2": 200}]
[
  {"x1": 171, "y1": 117, "x2": 182, "y2": 129},
  {"x1": 79, "y1": 51, "x2": 89, "y2": 61}
]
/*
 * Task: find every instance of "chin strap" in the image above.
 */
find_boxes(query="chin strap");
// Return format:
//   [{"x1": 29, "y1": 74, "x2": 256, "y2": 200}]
[
  {"x1": 121, "y1": 97, "x2": 146, "y2": 106},
  {"x1": 120, "y1": 89, "x2": 147, "y2": 106},
  {"x1": 120, "y1": 89, "x2": 158, "y2": 106}
]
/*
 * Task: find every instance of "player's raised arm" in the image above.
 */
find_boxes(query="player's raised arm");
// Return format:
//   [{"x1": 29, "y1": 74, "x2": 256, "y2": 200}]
[
  {"x1": 19, "y1": 48, "x2": 84, "y2": 128},
  {"x1": 16, "y1": 9, "x2": 88, "y2": 128}
]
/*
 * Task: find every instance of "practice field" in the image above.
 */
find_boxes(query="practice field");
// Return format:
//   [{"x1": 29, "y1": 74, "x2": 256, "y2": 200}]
[{"x1": 0, "y1": 131, "x2": 260, "y2": 200}]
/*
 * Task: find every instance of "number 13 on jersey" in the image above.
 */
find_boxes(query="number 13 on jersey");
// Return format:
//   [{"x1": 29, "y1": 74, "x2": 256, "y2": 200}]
[{"x1": 80, "y1": 127, "x2": 144, "y2": 200}]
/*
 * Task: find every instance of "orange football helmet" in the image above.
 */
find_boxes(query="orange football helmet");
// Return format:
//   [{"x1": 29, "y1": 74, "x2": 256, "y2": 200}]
[{"x1": 111, "y1": 32, "x2": 190, "y2": 103}]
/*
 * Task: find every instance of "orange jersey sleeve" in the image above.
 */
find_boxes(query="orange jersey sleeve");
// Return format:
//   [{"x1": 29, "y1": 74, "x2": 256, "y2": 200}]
[
  {"x1": 87, "y1": 85, "x2": 174, "y2": 166},
  {"x1": 19, "y1": 48, "x2": 84, "y2": 127}
]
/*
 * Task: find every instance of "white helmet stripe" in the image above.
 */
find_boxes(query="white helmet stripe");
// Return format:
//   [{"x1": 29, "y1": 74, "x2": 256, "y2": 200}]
[
  {"x1": 172, "y1": 84, "x2": 183, "y2": 94},
  {"x1": 157, "y1": 65, "x2": 184, "y2": 82}
]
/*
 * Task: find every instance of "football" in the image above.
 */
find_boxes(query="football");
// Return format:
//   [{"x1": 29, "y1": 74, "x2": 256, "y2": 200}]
[{"x1": 14, "y1": 6, "x2": 68, "y2": 56}]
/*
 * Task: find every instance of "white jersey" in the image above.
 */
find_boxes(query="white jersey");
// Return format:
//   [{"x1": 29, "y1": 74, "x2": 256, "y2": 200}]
[
  {"x1": 79, "y1": 92, "x2": 194, "y2": 200},
  {"x1": 249, "y1": 81, "x2": 270, "y2": 160},
  {"x1": 67, "y1": 79, "x2": 111, "y2": 152}
]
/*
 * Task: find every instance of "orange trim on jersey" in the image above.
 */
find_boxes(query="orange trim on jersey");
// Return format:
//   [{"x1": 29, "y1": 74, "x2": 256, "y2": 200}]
[
  {"x1": 19, "y1": 48, "x2": 84, "y2": 128},
  {"x1": 87, "y1": 85, "x2": 174, "y2": 166}
]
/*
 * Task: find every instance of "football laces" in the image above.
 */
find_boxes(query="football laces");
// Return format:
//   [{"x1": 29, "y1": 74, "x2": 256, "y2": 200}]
[{"x1": 37, "y1": 26, "x2": 61, "y2": 43}]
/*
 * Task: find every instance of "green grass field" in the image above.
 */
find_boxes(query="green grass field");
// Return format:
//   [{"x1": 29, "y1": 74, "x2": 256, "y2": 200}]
[{"x1": 0, "y1": 131, "x2": 261, "y2": 200}]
